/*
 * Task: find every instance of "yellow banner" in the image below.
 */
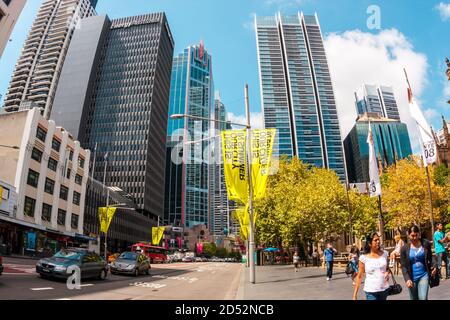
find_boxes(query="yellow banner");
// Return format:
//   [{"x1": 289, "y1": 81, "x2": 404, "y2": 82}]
[
  {"x1": 236, "y1": 205, "x2": 252, "y2": 240},
  {"x1": 152, "y1": 227, "x2": 165, "y2": 246},
  {"x1": 0, "y1": 186, "x2": 3, "y2": 205},
  {"x1": 222, "y1": 130, "x2": 248, "y2": 204},
  {"x1": 98, "y1": 207, "x2": 117, "y2": 233},
  {"x1": 251, "y1": 129, "x2": 276, "y2": 201}
]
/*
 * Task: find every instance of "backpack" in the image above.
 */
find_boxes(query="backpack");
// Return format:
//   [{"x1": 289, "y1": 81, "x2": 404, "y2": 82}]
[{"x1": 345, "y1": 261, "x2": 354, "y2": 275}]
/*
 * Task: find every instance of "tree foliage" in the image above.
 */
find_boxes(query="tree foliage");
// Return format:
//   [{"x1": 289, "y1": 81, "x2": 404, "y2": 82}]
[{"x1": 381, "y1": 157, "x2": 447, "y2": 230}]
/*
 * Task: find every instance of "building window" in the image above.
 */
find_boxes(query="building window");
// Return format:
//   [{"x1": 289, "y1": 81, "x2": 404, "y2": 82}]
[
  {"x1": 3, "y1": 0, "x2": 12, "y2": 6},
  {"x1": 52, "y1": 138, "x2": 61, "y2": 152},
  {"x1": 69, "y1": 150, "x2": 74, "y2": 161},
  {"x1": 44, "y1": 178, "x2": 55, "y2": 195},
  {"x1": 24, "y1": 197, "x2": 36, "y2": 217},
  {"x1": 57, "y1": 209, "x2": 66, "y2": 226},
  {"x1": 73, "y1": 191, "x2": 80, "y2": 206},
  {"x1": 78, "y1": 156, "x2": 85, "y2": 168},
  {"x1": 36, "y1": 126, "x2": 47, "y2": 142},
  {"x1": 48, "y1": 157, "x2": 58, "y2": 171},
  {"x1": 42, "y1": 203, "x2": 52, "y2": 222},
  {"x1": 71, "y1": 214, "x2": 79, "y2": 229},
  {"x1": 31, "y1": 148, "x2": 43, "y2": 163},
  {"x1": 1, "y1": 187, "x2": 9, "y2": 201},
  {"x1": 59, "y1": 185, "x2": 68, "y2": 201},
  {"x1": 66, "y1": 168, "x2": 71, "y2": 179},
  {"x1": 75, "y1": 174, "x2": 82, "y2": 185},
  {"x1": 27, "y1": 169, "x2": 39, "y2": 188}
]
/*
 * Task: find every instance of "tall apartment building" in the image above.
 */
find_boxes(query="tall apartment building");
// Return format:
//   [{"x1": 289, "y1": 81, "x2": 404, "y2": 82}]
[
  {"x1": 255, "y1": 13, "x2": 346, "y2": 180},
  {"x1": 0, "y1": 0, "x2": 26, "y2": 58},
  {"x1": 355, "y1": 84, "x2": 400, "y2": 120},
  {"x1": 209, "y1": 92, "x2": 234, "y2": 236},
  {"x1": 3, "y1": 0, "x2": 97, "y2": 118},
  {"x1": 0, "y1": 108, "x2": 91, "y2": 255},
  {"x1": 164, "y1": 42, "x2": 212, "y2": 229},
  {"x1": 51, "y1": 13, "x2": 174, "y2": 227}
]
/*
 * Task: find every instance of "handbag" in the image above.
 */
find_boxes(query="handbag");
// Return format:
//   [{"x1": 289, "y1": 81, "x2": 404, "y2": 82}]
[
  {"x1": 429, "y1": 270, "x2": 440, "y2": 288},
  {"x1": 387, "y1": 273, "x2": 402, "y2": 296}
]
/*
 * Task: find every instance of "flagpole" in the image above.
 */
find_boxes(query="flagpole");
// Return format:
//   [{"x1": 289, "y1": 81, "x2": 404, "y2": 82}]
[
  {"x1": 404, "y1": 68, "x2": 435, "y2": 237},
  {"x1": 103, "y1": 154, "x2": 108, "y2": 260},
  {"x1": 378, "y1": 195, "x2": 384, "y2": 246},
  {"x1": 245, "y1": 84, "x2": 256, "y2": 284}
]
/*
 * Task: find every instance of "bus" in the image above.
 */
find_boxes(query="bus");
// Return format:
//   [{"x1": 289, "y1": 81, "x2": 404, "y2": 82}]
[{"x1": 131, "y1": 243, "x2": 167, "y2": 264}]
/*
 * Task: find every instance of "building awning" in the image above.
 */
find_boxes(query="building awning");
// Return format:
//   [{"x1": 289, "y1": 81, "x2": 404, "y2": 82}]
[{"x1": 0, "y1": 214, "x2": 77, "y2": 238}]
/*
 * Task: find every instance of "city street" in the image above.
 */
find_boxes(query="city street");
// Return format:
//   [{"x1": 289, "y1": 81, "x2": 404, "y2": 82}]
[{"x1": 0, "y1": 257, "x2": 242, "y2": 300}]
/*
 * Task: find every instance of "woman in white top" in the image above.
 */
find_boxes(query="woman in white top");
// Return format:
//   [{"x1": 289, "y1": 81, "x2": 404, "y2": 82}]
[{"x1": 352, "y1": 232, "x2": 392, "y2": 300}]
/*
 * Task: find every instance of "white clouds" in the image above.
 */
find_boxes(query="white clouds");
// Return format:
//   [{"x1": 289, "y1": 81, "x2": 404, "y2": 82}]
[
  {"x1": 227, "y1": 111, "x2": 264, "y2": 129},
  {"x1": 243, "y1": 13, "x2": 256, "y2": 31},
  {"x1": 436, "y1": 2, "x2": 450, "y2": 21},
  {"x1": 324, "y1": 28, "x2": 428, "y2": 154}
]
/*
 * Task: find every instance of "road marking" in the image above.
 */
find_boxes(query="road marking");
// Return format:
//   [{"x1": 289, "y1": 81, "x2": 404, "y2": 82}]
[
  {"x1": 31, "y1": 287, "x2": 54, "y2": 291},
  {"x1": 129, "y1": 282, "x2": 167, "y2": 289},
  {"x1": 55, "y1": 298, "x2": 72, "y2": 300},
  {"x1": 80, "y1": 284, "x2": 94, "y2": 287}
]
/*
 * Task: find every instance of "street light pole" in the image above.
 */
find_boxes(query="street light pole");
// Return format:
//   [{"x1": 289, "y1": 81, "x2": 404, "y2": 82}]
[{"x1": 245, "y1": 84, "x2": 256, "y2": 284}]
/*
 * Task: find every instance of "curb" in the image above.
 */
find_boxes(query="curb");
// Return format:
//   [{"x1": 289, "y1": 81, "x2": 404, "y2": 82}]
[{"x1": 235, "y1": 264, "x2": 247, "y2": 300}]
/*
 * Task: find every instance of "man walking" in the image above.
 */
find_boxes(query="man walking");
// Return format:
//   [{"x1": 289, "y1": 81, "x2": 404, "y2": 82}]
[
  {"x1": 324, "y1": 243, "x2": 337, "y2": 281},
  {"x1": 434, "y1": 222, "x2": 449, "y2": 280}
]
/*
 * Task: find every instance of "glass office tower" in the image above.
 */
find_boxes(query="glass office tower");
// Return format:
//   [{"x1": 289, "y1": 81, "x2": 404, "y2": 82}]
[
  {"x1": 164, "y1": 43, "x2": 212, "y2": 228},
  {"x1": 255, "y1": 13, "x2": 345, "y2": 180},
  {"x1": 344, "y1": 113, "x2": 413, "y2": 183},
  {"x1": 355, "y1": 84, "x2": 401, "y2": 121}
]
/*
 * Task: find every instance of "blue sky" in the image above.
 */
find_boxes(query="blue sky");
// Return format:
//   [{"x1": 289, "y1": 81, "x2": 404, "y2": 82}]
[{"x1": 0, "y1": 0, "x2": 449, "y2": 149}]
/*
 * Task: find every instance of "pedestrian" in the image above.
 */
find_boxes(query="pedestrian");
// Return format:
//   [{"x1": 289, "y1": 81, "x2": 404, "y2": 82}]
[
  {"x1": 324, "y1": 243, "x2": 337, "y2": 281},
  {"x1": 389, "y1": 234, "x2": 404, "y2": 268},
  {"x1": 434, "y1": 222, "x2": 449, "y2": 280},
  {"x1": 293, "y1": 251, "x2": 300, "y2": 272},
  {"x1": 352, "y1": 232, "x2": 392, "y2": 300},
  {"x1": 400, "y1": 225, "x2": 437, "y2": 300},
  {"x1": 349, "y1": 246, "x2": 360, "y2": 286},
  {"x1": 312, "y1": 249, "x2": 319, "y2": 267}
]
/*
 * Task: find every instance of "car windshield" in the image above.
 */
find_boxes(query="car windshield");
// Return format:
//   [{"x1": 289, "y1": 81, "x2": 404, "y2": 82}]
[
  {"x1": 54, "y1": 250, "x2": 82, "y2": 261},
  {"x1": 119, "y1": 252, "x2": 137, "y2": 260}
]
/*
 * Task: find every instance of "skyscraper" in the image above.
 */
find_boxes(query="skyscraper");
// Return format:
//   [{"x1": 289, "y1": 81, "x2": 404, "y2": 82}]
[
  {"x1": 255, "y1": 13, "x2": 346, "y2": 180},
  {"x1": 355, "y1": 84, "x2": 400, "y2": 120},
  {"x1": 164, "y1": 42, "x2": 212, "y2": 229},
  {"x1": 52, "y1": 13, "x2": 174, "y2": 224},
  {"x1": 344, "y1": 113, "x2": 412, "y2": 183},
  {"x1": 0, "y1": 0, "x2": 26, "y2": 58},
  {"x1": 3, "y1": 0, "x2": 97, "y2": 118},
  {"x1": 209, "y1": 92, "x2": 233, "y2": 236}
]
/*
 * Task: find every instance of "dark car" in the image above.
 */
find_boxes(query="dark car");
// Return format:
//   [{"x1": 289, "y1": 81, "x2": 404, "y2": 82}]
[
  {"x1": 0, "y1": 253, "x2": 3, "y2": 276},
  {"x1": 36, "y1": 248, "x2": 108, "y2": 280},
  {"x1": 110, "y1": 252, "x2": 151, "y2": 276}
]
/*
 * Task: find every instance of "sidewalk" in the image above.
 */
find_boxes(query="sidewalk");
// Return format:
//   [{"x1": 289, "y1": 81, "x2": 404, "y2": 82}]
[{"x1": 236, "y1": 264, "x2": 450, "y2": 300}]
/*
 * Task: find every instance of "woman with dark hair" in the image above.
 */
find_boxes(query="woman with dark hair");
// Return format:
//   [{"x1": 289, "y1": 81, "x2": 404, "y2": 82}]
[
  {"x1": 352, "y1": 232, "x2": 391, "y2": 300},
  {"x1": 400, "y1": 225, "x2": 437, "y2": 300}
]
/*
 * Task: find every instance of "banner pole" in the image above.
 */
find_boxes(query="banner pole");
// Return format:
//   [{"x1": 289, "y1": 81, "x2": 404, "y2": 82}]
[
  {"x1": 245, "y1": 84, "x2": 256, "y2": 284},
  {"x1": 425, "y1": 165, "x2": 435, "y2": 236}
]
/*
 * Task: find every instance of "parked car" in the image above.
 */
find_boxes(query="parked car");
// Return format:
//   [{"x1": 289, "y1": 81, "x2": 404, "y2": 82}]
[
  {"x1": 36, "y1": 248, "x2": 108, "y2": 280},
  {"x1": 110, "y1": 252, "x2": 151, "y2": 276},
  {"x1": 0, "y1": 253, "x2": 3, "y2": 276},
  {"x1": 182, "y1": 256, "x2": 193, "y2": 262},
  {"x1": 195, "y1": 257, "x2": 203, "y2": 262},
  {"x1": 201, "y1": 257, "x2": 208, "y2": 262}
]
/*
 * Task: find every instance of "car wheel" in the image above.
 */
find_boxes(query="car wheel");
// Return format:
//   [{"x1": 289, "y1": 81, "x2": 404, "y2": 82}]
[
  {"x1": 98, "y1": 269, "x2": 107, "y2": 280},
  {"x1": 145, "y1": 267, "x2": 150, "y2": 275},
  {"x1": 134, "y1": 268, "x2": 139, "y2": 277}
]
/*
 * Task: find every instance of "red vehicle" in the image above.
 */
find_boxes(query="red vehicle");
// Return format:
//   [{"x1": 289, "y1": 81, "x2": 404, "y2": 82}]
[{"x1": 131, "y1": 243, "x2": 167, "y2": 264}]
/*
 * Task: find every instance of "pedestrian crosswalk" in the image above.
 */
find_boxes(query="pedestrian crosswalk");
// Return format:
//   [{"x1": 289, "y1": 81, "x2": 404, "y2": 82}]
[{"x1": 3, "y1": 264, "x2": 36, "y2": 274}]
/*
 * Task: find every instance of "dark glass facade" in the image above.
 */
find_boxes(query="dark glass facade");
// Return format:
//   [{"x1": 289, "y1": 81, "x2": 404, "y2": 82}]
[
  {"x1": 164, "y1": 43, "x2": 212, "y2": 229},
  {"x1": 344, "y1": 117, "x2": 413, "y2": 183},
  {"x1": 255, "y1": 13, "x2": 345, "y2": 180}
]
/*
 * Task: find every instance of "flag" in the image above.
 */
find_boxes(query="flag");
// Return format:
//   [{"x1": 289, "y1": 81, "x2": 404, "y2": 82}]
[
  {"x1": 98, "y1": 207, "x2": 117, "y2": 233},
  {"x1": 222, "y1": 130, "x2": 248, "y2": 204},
  {"x1": 367, "y1": 123, "x2": 382, "y2": 197},
  {"x1": 408, "y1": 88, "x2": 437, "y2": 166},
  {"x1": 152, "y1": 226, "x2": 165, "y2": 246},
  {"x1": 0, "y1": 186, "x2": 3, "y2": 205},
  {"x1": 251, "y1": 129, "x2": 276, "y2": 201}
]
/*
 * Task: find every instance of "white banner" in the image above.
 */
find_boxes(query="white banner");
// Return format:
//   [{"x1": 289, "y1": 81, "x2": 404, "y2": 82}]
[{"x1": 367, "y1": 123, "x2": 382, "y2": 197}]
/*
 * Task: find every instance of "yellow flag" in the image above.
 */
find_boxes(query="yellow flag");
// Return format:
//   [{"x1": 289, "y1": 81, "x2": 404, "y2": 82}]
[
  {"x1": 222, "y1": 130, "x2": 248, "y2": 204},
  {"x1": 251, "y1": 129, "x2": 276, "y2": 201},
  {"x1": 152, "y1": 227, "x2": 165, "y2": 246},
  {"x1": 98, "y1": 207, "x2": 117, "y2": 233},
  {"x1": 236, "y1": 205, "x2": 252, "y2": 240},
  {"x1": 0, "y1": 186, "x2": 3, "y2": 205}
]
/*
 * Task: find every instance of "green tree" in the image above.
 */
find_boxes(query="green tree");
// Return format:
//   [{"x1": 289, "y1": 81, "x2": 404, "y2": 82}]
[
  {"x1": 202, "y1": 242, "x2": 217, "y2": 257},
  {"x1": 433, "y1": 164, "x2": 450, "y2": 186}
]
